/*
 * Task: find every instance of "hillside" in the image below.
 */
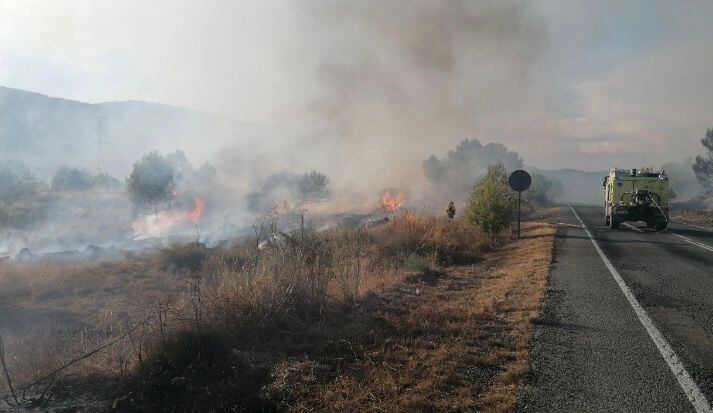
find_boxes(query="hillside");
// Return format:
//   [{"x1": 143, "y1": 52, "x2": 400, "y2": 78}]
[{"x1": 0, "y1": 86, "x2": 234, "y2": 179}]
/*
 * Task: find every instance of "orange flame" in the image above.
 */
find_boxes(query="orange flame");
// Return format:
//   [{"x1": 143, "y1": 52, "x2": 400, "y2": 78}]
[
  {"x1": 298, "y1": 201, "x2": 316, "y2": 210},
  {"x1": 376, "y1": 190, "x2": 407, "y2": 212},
  {"x1": 132, "y1": 198, "x2": 206, "y2": 238}
]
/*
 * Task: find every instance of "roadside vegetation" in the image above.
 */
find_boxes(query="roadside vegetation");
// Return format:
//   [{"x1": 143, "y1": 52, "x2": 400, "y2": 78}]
[{"x1": 0, "y1": 173, "x2": 557, "y2": 412}]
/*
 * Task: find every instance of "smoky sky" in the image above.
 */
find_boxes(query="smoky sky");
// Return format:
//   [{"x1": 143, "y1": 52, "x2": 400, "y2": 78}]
[{"x1": 2, "y1": 0, "x2": 713, "y2": 179}]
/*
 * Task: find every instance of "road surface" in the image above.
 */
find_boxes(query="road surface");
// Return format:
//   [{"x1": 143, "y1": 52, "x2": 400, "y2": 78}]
[{"x1": 519, "y1": 205, "x2": 713, "y2": 413}]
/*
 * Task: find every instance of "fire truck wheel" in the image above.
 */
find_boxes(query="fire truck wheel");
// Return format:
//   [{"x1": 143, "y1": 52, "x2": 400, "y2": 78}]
[{"x1": 609, "y1": 218, "x2": 620, "y2": 229}]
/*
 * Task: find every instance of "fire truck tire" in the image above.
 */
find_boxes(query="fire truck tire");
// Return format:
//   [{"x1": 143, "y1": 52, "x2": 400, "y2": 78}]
[{"x1": 609, "y1": 217, "x2": 620, "y2": 229}]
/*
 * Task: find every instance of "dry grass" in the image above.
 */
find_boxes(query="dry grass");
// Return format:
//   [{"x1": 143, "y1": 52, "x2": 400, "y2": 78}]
[
  {"x1": 0, "y1": 254, "x2": 186, "y2": 396},
  {"x1": 673, "y1": 210, "x2": 713, "y2": 227},
  {"x1": 0, "y1": 212, "x2": 555, "y2": 412},
  {"x1": 261, "y1": 221, "x2": 555, "y2": 412}
]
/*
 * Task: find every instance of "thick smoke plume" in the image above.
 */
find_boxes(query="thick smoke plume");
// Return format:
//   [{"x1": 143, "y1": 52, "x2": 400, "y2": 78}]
[
  {"x1": 207, "y1": 1, "x2": 550, "y2": 197},
  {"x1": 283, "y1": 0, "x2": 549, "y2": 193}
]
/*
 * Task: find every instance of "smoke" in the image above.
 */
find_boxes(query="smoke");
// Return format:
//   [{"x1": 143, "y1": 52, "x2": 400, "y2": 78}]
[
  {"x1": 20, "y1": 1, "x2": 712, "y2": 251},
  {"x1": 279, "y1": 0, "x2": 549, "y2": 192},
  {"x1": 246, "y1": 171, "x2": 331, "y2": 213},
  {"x1": 0, "y1": 1, "x2": 556, "y2": 255},
  {"x1": 424, "y1": 139, "x2": 524, "y2": 201}
]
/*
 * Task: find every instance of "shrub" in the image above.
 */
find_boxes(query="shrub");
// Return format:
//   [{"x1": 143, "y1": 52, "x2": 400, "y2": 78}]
[
  {"x1": 371, "y1": 211, "x2": 490, "y2": 266},
  {"x1": 526, "y1": 173, "x2": 563, "y2": 205},
  {"x1": 402, "y1": 254, "x2": 433, "y2": 273},
  {"x1": 159, "y1": 242, "x2": 207, "y2": 272},
  {"x1": 466, "y1": 162, "x2": 516, "y2": 236},
  {"x1": 51, "y1": 166, "x2": 95, "y2": 191}
]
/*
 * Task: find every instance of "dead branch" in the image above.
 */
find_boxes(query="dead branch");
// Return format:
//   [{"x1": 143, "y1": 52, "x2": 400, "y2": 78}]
[
  {"x1": 19, "y1": 314, "x2": 153, "y2": 393},
  {"x1": 0, "y1": 335, "x2": 20, "y2": 407}
]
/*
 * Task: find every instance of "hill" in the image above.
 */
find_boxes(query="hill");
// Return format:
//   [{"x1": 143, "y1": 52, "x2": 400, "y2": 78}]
[{"x1": 0, "y1": 86, "x2": 234, "y2": 179}]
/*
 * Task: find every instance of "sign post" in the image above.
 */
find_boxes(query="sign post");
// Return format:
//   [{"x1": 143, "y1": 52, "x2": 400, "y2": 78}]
[{"x1": 508, "y1": 170, "x2": 531, "y2": 239}]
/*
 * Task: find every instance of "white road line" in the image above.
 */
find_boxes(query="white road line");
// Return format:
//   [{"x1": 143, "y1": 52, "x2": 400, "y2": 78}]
[
  {"x1": 669, "y1": 232, "x2": 713, "y2": 253},
  {"x1": 568, "y1": 205, "x2": 712, "y2": 413}
]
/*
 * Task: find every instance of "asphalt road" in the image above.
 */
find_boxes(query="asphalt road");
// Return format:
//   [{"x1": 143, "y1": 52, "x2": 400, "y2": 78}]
[{"x1": 519, "y1": 205, "x2": 713, "y2": 413}]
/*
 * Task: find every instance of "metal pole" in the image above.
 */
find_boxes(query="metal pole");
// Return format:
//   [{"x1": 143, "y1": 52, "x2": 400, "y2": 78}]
[{"x1": 517, "y1": 190, "x2": 521, "y2": 239}]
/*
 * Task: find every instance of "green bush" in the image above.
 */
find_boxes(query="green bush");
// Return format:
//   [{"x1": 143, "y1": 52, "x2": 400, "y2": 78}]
[{"x1": 466, "y1": 162, "x2": 516, "y2": 236}]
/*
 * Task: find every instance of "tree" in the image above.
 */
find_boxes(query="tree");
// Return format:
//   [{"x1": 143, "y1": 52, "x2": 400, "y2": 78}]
[
  {"x1": 0, "y1": 161, "x2": 45, "y2": 203},
  {"x1": 93, "y1": 172, "x2": 122, "y2": 189},
  {"x1": 51, "y1": 166, "x2": 95, "y2": 191},
  {"x1": 423, "y1": 139, "x2": 523, "y2": 200},
  {"x1": 526, "y1": 173, "x2": 563, "y2": 205},
  {"x1": 247, "y1": 170, "x2": 331, "y2": 212},
  {"x1": 465, "y1": 162, "x2": 516, "y2": 236},
  {"x1": 126, "y1": 151, "x2": 176, "y2": 211},
  {"x1": 0, "y1": 161, "x2": 49, "y2": 229},
  {"x1": 692, "y1": 128, "x2": 713, "y2": 191},
  {"x1": 298, "y1": 171, "x2": 331, "y2": 202}
]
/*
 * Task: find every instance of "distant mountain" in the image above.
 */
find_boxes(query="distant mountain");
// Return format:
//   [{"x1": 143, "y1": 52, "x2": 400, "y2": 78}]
[{"x1": 0, "y1": 86, "x2": 236, "y2": 179}]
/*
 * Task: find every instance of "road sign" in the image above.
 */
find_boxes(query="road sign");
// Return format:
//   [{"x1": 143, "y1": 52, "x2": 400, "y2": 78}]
[
  {"x1": 509, "y1": 170, "x2": 531, "y2": 239},
  {"x1": 509, "y1": 169, "x2": 532, "y2": 192}
]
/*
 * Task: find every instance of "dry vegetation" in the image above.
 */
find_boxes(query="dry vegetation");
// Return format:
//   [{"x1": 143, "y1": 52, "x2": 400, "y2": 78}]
[
  {"x1": 0, "y1": 212, "x2": 555, "y2": 412},
  {"x1": 673, "y1": 210, "x2": 713, "y2": 227}
]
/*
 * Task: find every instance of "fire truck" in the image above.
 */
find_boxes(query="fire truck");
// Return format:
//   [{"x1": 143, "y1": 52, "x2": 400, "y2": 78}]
[{"x1": 603, "y1": 168, "x2": 670, "y2": 230}]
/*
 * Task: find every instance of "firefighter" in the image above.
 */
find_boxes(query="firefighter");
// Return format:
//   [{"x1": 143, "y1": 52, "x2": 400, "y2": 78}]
[{"x1": 446, "y1": 201, "x2": 456, "y2": 220}]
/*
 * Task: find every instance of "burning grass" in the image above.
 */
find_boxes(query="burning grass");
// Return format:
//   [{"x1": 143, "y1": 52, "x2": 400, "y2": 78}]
[{"x1": 0, "y1": 212, "x2": 555, "y2": 412}]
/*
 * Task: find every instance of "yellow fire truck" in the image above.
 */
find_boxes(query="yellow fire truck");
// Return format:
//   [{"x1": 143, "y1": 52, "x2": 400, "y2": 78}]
[{"x1": 603, "y1": 168, "x2": 670, "y2": 230}]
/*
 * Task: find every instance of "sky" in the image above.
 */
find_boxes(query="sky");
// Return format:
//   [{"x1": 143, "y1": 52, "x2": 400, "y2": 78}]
[{"x1": 1, "y1": 0, "x2": 713, "y2": 173}]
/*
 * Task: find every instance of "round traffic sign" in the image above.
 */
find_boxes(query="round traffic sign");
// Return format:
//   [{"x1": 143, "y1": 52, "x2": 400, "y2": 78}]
[{"x1": 509, "y1": 170, "x2": 531, "y2": 192}]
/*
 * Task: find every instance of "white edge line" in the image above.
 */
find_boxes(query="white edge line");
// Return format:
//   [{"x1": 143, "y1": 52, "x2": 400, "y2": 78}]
[
  {"x1": 568, "y1": 205, "x2": 712, "y2": 413},
  {"x1": 669, "y1": 232, "x2": 713, "y2": 253}
]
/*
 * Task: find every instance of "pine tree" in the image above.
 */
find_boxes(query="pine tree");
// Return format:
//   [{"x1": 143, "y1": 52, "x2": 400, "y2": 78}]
[{"x1": 692, "y1": 128, "x2": 713, "y2": 191}]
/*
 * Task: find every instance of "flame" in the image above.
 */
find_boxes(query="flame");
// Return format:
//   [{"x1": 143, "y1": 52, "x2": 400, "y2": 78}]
[
  {"x1": 272, "y1": 201, "x2": 288, "y2": 214},
  {"x1": 376, "y1": 190, "x2": 407, "y2": 212},
  {"x1": 185, "y1": 198, "x2": 206, "y2": 221},
  {"x1": 132, "y1": 198, "x2": 206, "y2": 238},
  {"x1": 298, "y1": 201, "x2": 316, "y2": 210}
]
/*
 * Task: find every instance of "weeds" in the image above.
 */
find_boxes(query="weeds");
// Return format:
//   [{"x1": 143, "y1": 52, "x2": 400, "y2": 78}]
[{"x1": 0, "y1": 211, "x2": 499, "y2": 411}]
